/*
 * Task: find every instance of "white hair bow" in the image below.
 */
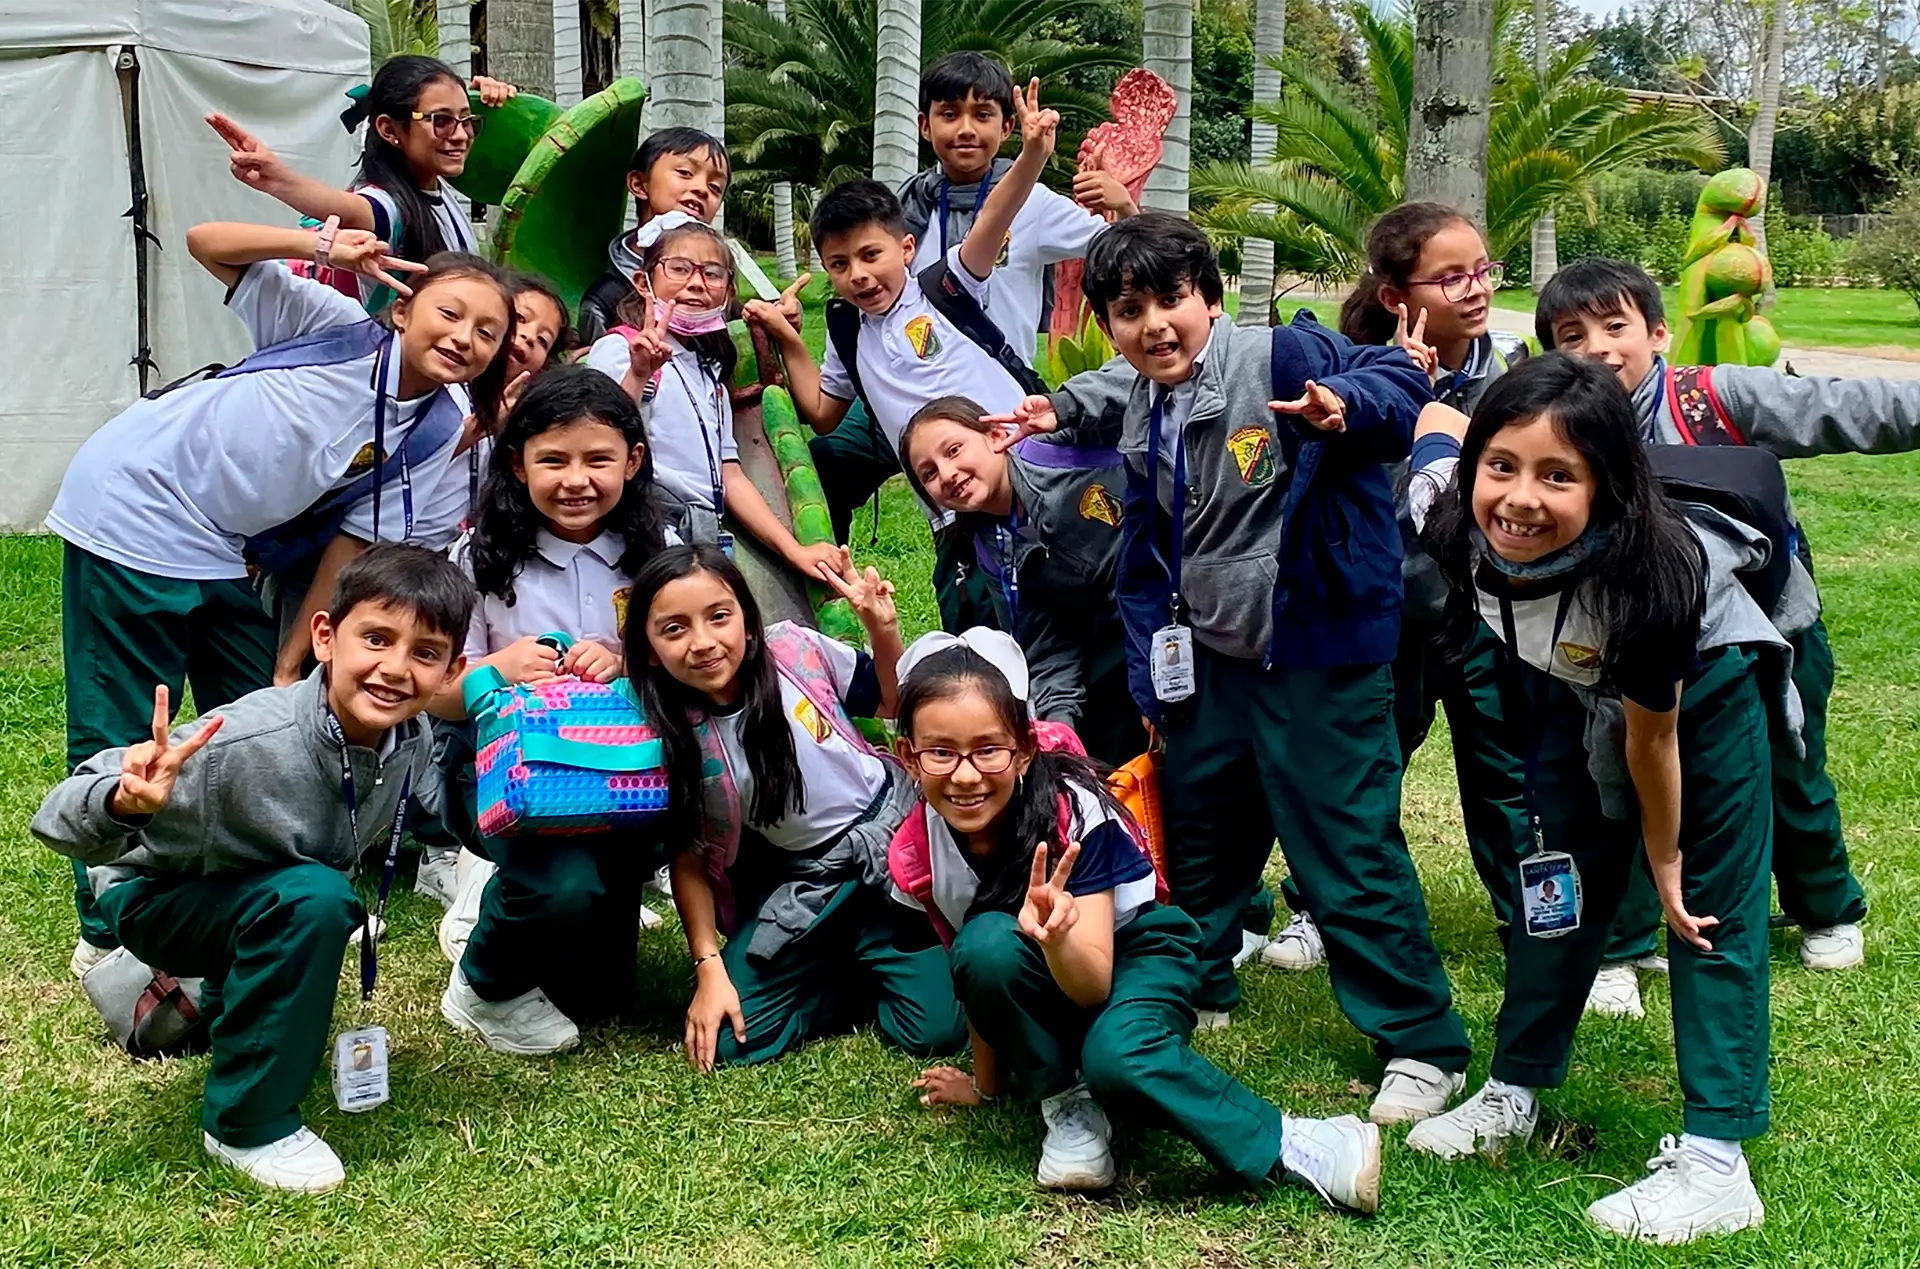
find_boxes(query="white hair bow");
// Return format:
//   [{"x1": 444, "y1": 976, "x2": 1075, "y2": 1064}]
[{"x1": 896, "y1": 627, "x2": 1031, "y2": 701}]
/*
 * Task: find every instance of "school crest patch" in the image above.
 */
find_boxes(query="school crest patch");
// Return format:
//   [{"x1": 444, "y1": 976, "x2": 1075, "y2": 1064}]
[
  {"x1": 1557, "y1": 642, "x2": 1602, "y2": 671},
  {"x1": 1079, "y1": 483, "x2": 1121, "y2": 527},
  {"x1": 995, "y1": 231, "x2": 1012, "y2": 268},
  {"x1": 793, "y1": 695, "x2": 834, "y2": 743},
  {"x1": 347, "y1": 442, "x2": 383, "y2": 475},
  {"x1": 1225, "y1": 427, "x2": 1275, "y2": 487},
  {"x1": 612, "y1": 586, "x2": 631, "y2": 634},
  {"x1": 904, "y1": 314, "x2": 940, "y2": 360}
]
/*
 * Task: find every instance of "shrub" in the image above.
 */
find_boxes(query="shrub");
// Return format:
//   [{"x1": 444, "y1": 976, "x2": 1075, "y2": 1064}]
[
  {"x1": 1643, "y1": 206, "x2": 1691, "y2": 282},
  {"x1": 1767, "y1": 220, "x2": 1843, "y2": 287},
  {"x1": 1848, "y1": 194, "x2": 1920, "y2": 322}
]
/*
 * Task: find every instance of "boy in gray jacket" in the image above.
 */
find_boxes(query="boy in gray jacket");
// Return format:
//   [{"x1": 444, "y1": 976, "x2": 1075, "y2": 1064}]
[{"x1": 33, "y1": 545, "x2": 471, "y2": 1194}]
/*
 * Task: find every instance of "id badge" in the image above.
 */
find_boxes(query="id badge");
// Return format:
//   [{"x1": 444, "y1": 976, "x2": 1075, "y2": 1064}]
[
  {"x1": 716, "y1": 531, "x2": 736, "y2": 560},
  {"x1": 1519, "y1": 852, "x2": 1581, "y2": 939},
  {"x1": 332, "y1": 1025, "x2": 390, "y2": 1113},
  {"x1": 1149, "y1": 624, "x2": 1195, "y2": 703}
]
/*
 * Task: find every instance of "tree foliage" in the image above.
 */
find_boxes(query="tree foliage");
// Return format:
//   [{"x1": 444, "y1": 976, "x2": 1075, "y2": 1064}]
[{"x1": 1192, "y1": 0, "x2": 1725, "y2": 280}]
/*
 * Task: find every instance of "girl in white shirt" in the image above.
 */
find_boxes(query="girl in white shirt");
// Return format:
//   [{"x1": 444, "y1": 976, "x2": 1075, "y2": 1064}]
[
  {"x1": 434, "y1": 366, "x2": 674, "y2": 1054},
  {"x1": 585, "y1": 219, "x2": 842, "y2": 582},
  {"x1": 625, "y1": 544, "x2": 967, "y2": 1071}
]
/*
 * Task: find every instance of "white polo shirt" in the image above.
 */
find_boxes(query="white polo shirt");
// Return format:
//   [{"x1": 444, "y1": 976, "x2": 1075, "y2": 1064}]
[
  {"x1": 819, "y1": 244, "x2": 1029, "y2": 458},
  {"x1": 585, "y1": 335, "x2": 739, "y2": 513},
  {"x1": 711, "y1": 633, "x2": 890, "y2": 851},
  {"x1": 339, "y1": 384, "x2": 476, "y2": 550},
  {"x1": 459, "y1": 528, "x2": 634, "y2": 660},
  {"x1": 47, "y1": 261, "x2": 435, "y2": 581},
  {"x1": 922, "y1": 184, "x2": 1107, "y2": 361}
]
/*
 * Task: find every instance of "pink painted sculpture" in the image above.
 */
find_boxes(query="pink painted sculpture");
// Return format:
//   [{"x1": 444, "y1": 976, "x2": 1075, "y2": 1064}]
[{"x1": 1050, "y1": 69, "x2": 1178, "y2": 344}]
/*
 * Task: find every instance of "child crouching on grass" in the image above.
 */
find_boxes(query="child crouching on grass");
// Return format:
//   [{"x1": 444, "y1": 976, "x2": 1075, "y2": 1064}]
[
  {"x1": 32, "y1": 546, "x2": 471, "y2": 1195},
  {"x1": 888, "y1": 631, "x2": 1379, "y2": 1209}
]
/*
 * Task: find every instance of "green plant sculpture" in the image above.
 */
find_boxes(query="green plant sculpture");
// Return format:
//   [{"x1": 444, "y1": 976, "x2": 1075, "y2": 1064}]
[{"x1": 1673, "y1": 168, "x2": 1782, "y2": 368}]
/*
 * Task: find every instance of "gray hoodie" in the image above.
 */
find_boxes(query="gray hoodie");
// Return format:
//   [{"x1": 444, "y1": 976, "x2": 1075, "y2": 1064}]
[{"x1": 33, "y1": 669, "x2": 441, "y2": 898}]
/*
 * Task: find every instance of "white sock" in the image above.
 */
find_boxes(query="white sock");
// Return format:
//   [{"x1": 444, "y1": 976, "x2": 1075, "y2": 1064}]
[
  {"x1": 1680, "y1": 1132, "x2": 1744, "y2": 1174},
  {"x1": 1483, "y1": 1077, "x2": 1538, "y2": 1115}
]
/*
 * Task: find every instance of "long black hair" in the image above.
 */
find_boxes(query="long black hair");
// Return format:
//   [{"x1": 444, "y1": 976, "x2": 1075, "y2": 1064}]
[
  {"x1": 353, "y1": 55, "x2": 465, "y2": 263},
  {"x1": 469, "y1": 366, "x2": 667, "y2": 604},
  {"x1": 622, "y1": 545, "x2": 803, "y2": 837},
  {"x1": 897, "y1": 646, "x2": 1133, "y2": 916},
  {"x1": 392, "y1": 252, "x2": 516, "y2": 432},
  {"x1": 511, "y1": 272, "x2": 574, "y2": 364},
  {"x1": 613, "y1": 220, "x2": 738, "y2": 384},
  {"x1": 1423, "y1": 352, "x2": 1704, "y2": 691},
  {"x1": 1338, "y1": 201, "x2": 1476, "y2": 346}
]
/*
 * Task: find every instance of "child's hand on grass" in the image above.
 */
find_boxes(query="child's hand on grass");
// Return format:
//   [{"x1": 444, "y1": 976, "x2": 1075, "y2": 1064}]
[
  {"x1": 1271, "y1": 380, "x2": 1348, "y2": 433},
  {"x1": 110, "y1": 687, "x2": 223, "y2": 820},
  {"x1": 686, "y1": 958, "x2": 746, "y2": 1073},
  {"x1": 913, "y1": 1065, "x2": 984, "y2": 1108}
]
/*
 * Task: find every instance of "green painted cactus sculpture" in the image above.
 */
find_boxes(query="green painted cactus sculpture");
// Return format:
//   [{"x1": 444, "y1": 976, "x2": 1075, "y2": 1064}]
[{"x1": 1673, "y1": 168, "x2": 1782, "y2": 368}]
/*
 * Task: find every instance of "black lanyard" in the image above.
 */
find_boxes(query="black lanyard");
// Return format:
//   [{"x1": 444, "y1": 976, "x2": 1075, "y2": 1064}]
[
  {"x1": 937, "y1": 167, "x2": 999, "y2": 256},
  {"x1": 325, "y1": 710, "x2": 412, "y2": 1000},
  {"x1": 668, "y1": 360, "x2": 728, "y2": 515},
  {"x1": 1144, "y1": 387, "x2": 1188, "y2": 625},
  {"x1": 1495, "y1": 586, "x2": 1576, "y2": 855}
]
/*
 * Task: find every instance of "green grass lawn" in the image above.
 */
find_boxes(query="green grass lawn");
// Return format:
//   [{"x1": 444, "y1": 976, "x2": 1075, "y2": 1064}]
[
  {"x1": 1495, "y1": 286, "x2": 1920, "y2": 354},
  {"x1": 5, "y1": 455, "x2": 1918, "y2": 1267}
]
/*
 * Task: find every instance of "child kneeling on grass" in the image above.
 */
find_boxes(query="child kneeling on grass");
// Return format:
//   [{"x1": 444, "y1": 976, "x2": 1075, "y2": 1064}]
[
  {"x1": 32, "y1": 546, "x2": 471, "y2": 1194},
  {"x1": 888, "y1": 630, "x2": 1379, "y2": 1209}
]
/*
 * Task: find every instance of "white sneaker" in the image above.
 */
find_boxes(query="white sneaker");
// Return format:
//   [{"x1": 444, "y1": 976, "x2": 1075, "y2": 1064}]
[
  {"x1": 1195, "y1": 1009, "x2": 1231, "y2": 1032},
  {"x1": 1801, "y1": 923, "x2": 1864, "y2": 971},
  {"x1": 1405, "y1": 1083, "x2": 1539, "y2": 1161},
  {"x1": 1585, "y1": 962, "x2": 1646, "y2": 1019},
  {"x1": 1586, "y1": 1135, "x2": 1765, "y2": 1243},
  {"x1": 70, "y1": 938, "x2": 113, "y2": 980},
  {"x1": 1260, "y1": 911, "x2": 1326, "y2": 971},
  {"x1": 413, "y1": 845, "x2": 460, "y2": 909},
  {"x1": 441, "y1": 967, "x2": 580, "y2": 1056},
  {"x1": 1630, "y1": 953, "x2": 1670, "y2": 974},
  {"x1": 1281, "y1": 1114, "x2": 1382, "y2": 1214},
  {"x1": 203, "y1": 1127, "x2": 345, "y2": 1194},
  {"x1": 639, "y1": 903, "x2": 665, "y2": 931},
  {"x1": 438, "y1": 849, "x2": 496, "y2": 964},
  {"x1": 1368, "y1": 1058, "x2": 1466, "y2": 1125},
  {"x1": 1036, "y1": 1084, "x2": 1116, "y2": 1190},
  {"x1": 646, "y1": 866, "x2": 673, "y2": 898},
  {"x1": 1233, "y1": 928, "x2": 1270, "y2": 968}
]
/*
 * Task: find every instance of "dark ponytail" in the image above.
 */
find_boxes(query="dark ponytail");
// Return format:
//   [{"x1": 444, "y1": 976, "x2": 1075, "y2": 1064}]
[
  {"x1": 1339, "y1": 201, "x2": 1477, "y2": 346},
  {"x1": 355, "y1": 55, "x2": 465, "y2": 264}
]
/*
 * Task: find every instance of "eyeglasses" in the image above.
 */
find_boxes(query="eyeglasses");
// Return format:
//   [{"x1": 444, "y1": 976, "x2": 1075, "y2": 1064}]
[
  {"x1": 656, "y1": 256, "x2": 732, "y2": 286},
  {"x1": 1407, "y1": 260, "x2": 1505, "y2": 302},
  {"x1": 410, "y1": 111, "x2": 484, "y2": 139},
  {"x1": 905, "y1": 743, "x2": 1018, "y2": 777}
]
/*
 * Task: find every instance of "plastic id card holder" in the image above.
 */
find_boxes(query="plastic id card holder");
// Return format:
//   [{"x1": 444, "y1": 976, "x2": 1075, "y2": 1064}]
[
  {"x1": 716, "y1": 530, "x2": 736, "y2": 560},
  {"x1": 1519, "y1": 852, "x2": 1582, "y2": 939},
  {"x1": 332, "y1": 1025, "x2": 390, "y2": 1113},
  {"x1": 1150, "y1": 624, "x2": 1195, "y2": 703}
]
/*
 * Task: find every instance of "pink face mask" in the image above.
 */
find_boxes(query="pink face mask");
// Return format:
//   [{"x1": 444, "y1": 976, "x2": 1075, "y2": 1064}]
[{"x1": 664, "y1": 302, "x2": 729, "y2": 336}]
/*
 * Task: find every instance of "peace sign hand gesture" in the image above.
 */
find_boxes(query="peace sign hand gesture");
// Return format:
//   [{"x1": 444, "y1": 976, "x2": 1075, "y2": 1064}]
[
  {"x1": 773, "y1": 272, "x2": 811, "y2": 330},
  {"x1": 110, "y1": 686, "x2": 224, "y2": 820},
  {"x1": 1019, "y1": 840, "x2": 1082, "y2": 946},
  {"x1": 816, "y1": 547, "x2": 898, "y2": 634},
  {"x1": 1014, "y1": 78, "x2": 1061, "y2": 161},
  {"x1": 326, "y1": 230, "x2": 429, "y2": 298},
  {"x1": 980, "y1": 394, "x2": 1059, "y2": 452},
  {"x1": 627, "y1": 299, "x2": 676, "y2": 386},
  {"x1": 1270, "y1": 379, "x2": 1349, "y2": 433},
  {"x1": 1394, "y1": 303, "x2": 1440, "y2": 380},
  {"x1": 206, "y1": 113, "x2": 293, "y2": 196}
]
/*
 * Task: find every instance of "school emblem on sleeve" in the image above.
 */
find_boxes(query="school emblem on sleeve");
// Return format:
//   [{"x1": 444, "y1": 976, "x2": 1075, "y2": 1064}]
[
  {"x1": 612, "y1": 586, "x2": 631, "y2": 633},
  {"x1": 347, "y1": 442, "x2": 383, "y2": 475},
  {"x1": 792, "y1": 695, "x2": 834, "y2": 743},
  {"x1": 995, "y1": 231, "x2": 1011, "y2": 267},
  {"x1": 1557, "y1": 641, "x2": 1602, "y2": 671},
  {"x1": 1225, "y1": 427, "x2": 1275, "y2": 487},
  {"x1": 904, "y1": 314, "x2": 940, "y2": 360},
  {"x1": 1078, "y1": 483, "x2": 1122, "y2": 527}
]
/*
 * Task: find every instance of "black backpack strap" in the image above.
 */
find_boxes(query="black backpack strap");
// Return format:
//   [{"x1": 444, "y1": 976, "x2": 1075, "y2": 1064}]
[
  {"x1": 1647, "y1": 444, "x2": 1794, "y2": 611},
  {"x1": 142, "y1": 362, "x2": 227, "y2": 401},
  {"x1": 825, "y1": 298, "x2": 867, "y2": 410},
  {"x1": 917, "y1": 257, "x2": 1050, "y2": 397}
]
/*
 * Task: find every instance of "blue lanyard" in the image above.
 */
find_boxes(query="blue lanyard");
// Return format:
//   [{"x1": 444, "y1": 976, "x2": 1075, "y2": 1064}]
[
  {"x1": 325, "y1": 710, "x2": 412, "y2": 1000},
  {"x1": 992, "y1": 512, "x2": 1021, "y2": 627},
  {"x1": 668, "y1": 360, "x2": 728, "y2": 515},
  {"x1": 1495, "y1": 586, "x2": 1576, "y2": 855},
  {"x1": 936, "y1": 166, "x2": 999, "y2": 256},
  {"x1": 369, "y1": 339, "x2": 416, "y2": 544},
  {"x1": 1144, "y1": 388, "x2": 1187, "y2": 623}
]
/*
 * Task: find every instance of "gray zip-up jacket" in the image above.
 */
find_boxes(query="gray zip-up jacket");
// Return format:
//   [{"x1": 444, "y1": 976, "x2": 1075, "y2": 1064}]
[{"x1": 33, "y1": 670, "x2": 441, "y2": 898}]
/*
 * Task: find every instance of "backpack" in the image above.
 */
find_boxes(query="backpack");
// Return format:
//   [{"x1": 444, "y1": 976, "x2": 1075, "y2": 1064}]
[
  {"x1": 1648, "y1": 443, "x2": 1797, "y2": 613},
  {"x1": 824, "y1": 256, "x2": 1050, "y2": 418},
  {"x1": 1663, "y1": 364, "x2": 1750, "y2": 447},
  {"x1": 81, "y1": 947, "x2": 209, "y2": 1059}
]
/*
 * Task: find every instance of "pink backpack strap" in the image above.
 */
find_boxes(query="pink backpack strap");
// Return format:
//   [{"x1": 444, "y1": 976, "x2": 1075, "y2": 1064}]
[
  {"x1": 887, "y1": 802, "x2": 959, "y2": 949},
  {"x1": 764, "y1": 622, "x2": 873, "y2": 753}
]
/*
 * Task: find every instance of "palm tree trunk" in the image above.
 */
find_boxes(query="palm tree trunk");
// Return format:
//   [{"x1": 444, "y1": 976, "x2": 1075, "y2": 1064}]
[
  {"x1": 646, "y1": 0, "x2": 717, "y2": 133},
  {"x1": 1142, "y1": 0, "x2": 1193, "y2": 214},
  {"x1": 1407, "y1": 0, "x2": 1493, "y2": 225},
  {"x1": 618, "y1": 0, "x2": 646, "y2": 228},
  {"x1": 768, "y1": 0, "x2": 799, "y2": 276},
  {"x1": 1748, "y1": 0, "x2": 1787, "y2": 304},
  {"x1": 1528, "y1": 0, "x2": 1557, "y2": 285},
  {"x1": 554, "y1": 0, "x2": 583, "y2": 104},
  {"x1": 438, "y1": 0, "x2": 473, "y2": 76},
  {"x1": 872, "y1": 0, "x2": 922, "y2": 189},
  {"x1": 489, "y1": 0, "x2": 557, "y2": 98},
  {"x1": 709, "y1": 0, "x2": 726, "y2": 230},
  {"x1": 1236, "y1": 0, "x2": 1285, "y2": 325}
]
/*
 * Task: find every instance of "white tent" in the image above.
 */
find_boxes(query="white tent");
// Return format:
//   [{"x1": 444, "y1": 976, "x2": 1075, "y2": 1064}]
[{"x1": 0, "y1": 0, "x2": 369, "y2": 530}]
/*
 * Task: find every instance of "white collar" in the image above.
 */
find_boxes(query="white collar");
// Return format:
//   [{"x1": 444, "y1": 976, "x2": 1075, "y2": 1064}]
[{"x1": 534, "y1": 529, "x2": 624, "y2": 569}]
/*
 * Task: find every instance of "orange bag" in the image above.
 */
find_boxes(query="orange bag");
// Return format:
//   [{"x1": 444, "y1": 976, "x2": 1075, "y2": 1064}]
[{"x1": 1108, "y1": 750, "x2": 1168, "y2": 887}]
